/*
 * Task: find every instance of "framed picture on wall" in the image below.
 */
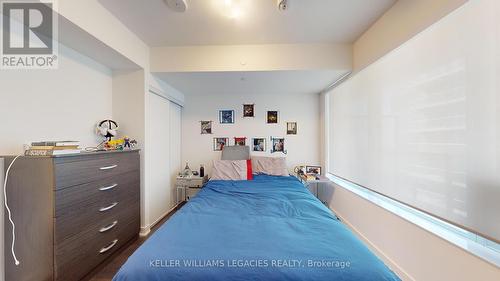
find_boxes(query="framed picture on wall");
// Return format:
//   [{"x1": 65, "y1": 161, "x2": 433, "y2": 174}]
[
  {"x1": 252, "y1": 138, "x2": 266, "y2": 152},
  {"x1": 286, "y1": 122, "x2": 297, "y2": 135},
  {"x1": 219, "y1": 110, "x2": 235, "y2": 124},
  {"x1": 213, "y1": 137, "x2": 229, "y2": 151},
  {"x1": 200, "y1": 121, "x2": 213, "y2": 134},
  {"x1": 305, "y1": 166, "x2": 322, "y2": 175},
  {"x1": 267, "y1": 111, "x2": 279, "y2": 124},
  {"x1": 243, "y1": 104, "x2": 254, "y2": 117},
  {"x1": 270, "y1": 137, "x2": 286, "y2": 154},
  {"x1": 234, "y1": 137, "x2": 246, "y2": 146}
]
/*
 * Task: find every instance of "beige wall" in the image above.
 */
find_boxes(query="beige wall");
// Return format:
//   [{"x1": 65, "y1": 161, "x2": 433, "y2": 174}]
[
  {"x1": 325, "y1": 183, "x2": 500, "y2": 281},
  {"x1": 353, "y1": 0, "x2": 468, "y2": 71},
  {"x1": 151, "y1": 43, "x2": 352, "y2": 73}
]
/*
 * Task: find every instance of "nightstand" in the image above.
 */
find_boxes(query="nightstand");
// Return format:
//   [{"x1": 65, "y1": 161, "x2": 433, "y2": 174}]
[
  {"x1": 176, "y1": 175, "x2": 208, "y2": 202},
  {"x1": 297, "y1": 174, "x2": 330, "y2": 204}
]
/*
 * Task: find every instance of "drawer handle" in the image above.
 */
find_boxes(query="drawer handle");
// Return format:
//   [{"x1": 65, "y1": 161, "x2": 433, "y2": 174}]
[
  {"x1": 99, "y1": 183, "x2": 118, "y2": 191},
  {"x1": 100, "y1": 164, "x2": 118, "y2": 170},
  {"x1": 99, "y1": 220, "x2": 118, "y2": 233},
  {"x1": 99, "y1": 239, "x2": 118, "y2": 254},
  {"x1": 99, "y1": 202, "x2": 118, "y2": 212}
]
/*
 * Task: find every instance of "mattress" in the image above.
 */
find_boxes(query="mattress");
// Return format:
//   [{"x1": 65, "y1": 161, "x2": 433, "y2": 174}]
[{"x1": 113, "y1": 175, "x2": 400, "y2": 281}]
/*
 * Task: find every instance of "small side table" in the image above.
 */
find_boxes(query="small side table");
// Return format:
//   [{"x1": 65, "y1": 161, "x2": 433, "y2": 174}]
[
  {"x1": 176, "y1": 175, "x2": 208, "y2": 202},
  {"x1": 297, "y1": 174, "x2": 330, "y2": 204}
]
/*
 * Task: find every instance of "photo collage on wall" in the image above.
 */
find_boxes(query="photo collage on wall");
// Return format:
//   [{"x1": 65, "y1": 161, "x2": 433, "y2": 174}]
[{"x1": 201, "y1": 104, "x2": 295, "y2": 153}]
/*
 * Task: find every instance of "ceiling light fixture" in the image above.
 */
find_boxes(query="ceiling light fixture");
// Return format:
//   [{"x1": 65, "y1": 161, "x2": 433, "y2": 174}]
[
  {"x1": 220, "y1": 0, "x2": 247, "y2": 20},
  {"x1": 164, "y1": 0, "x2": 188, "y2": 12}
]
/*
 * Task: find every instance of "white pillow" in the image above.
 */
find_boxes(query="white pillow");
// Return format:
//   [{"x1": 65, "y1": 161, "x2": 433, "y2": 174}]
[
  {"x1": 251, "y1": 156, "x2": 289, "y2": 176},
  {"x1": 211, "y1": 160, "x2": 250, "y2": 180}
]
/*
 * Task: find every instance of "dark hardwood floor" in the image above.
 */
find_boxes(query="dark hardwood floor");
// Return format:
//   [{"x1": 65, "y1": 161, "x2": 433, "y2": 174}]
[{"x1": 85, "y1": 203, "x2": 185, "y2": 281}]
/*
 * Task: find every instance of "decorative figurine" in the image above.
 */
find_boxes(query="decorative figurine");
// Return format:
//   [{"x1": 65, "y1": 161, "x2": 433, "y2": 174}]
[
  {"x1": 123, "y1": 136, "x2": 131, "y2": 149},
  {"x1": 130, "y1": 139, "x2": 138, "y2": 148},
  {"x1": 182, "y1": 162, "x2": 193, "y2": 177}
]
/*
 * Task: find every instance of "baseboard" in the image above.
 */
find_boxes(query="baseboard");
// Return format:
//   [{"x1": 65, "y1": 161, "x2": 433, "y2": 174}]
[
  {"x1": 331, "y1": 207, "x2": 414, "y2": 281},
  {"x1": 139, "y1": 226, "x2": 150, "y2": 237},
  {"x1": 139, "y1": 203, "x2": 181, "y2": 237}
]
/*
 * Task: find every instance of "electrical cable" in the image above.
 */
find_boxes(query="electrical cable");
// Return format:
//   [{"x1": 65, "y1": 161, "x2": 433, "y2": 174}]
[{"x1": 3, "y1": 155, "x2": 22, "y2": 266}]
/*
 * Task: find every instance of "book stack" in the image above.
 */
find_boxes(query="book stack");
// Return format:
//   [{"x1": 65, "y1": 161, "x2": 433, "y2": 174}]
[{"x1": 25, "y1": 141, "x2": 81, "y2": 156}]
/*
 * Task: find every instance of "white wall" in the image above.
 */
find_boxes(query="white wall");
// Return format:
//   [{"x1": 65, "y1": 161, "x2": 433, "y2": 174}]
[
  {"x1": 58, "y1": 0, "x2": 150, "y2": 68},
  {"x1": 149, "y1": 75, "x2": 185, "y2": 106},
  {"x1": 0, "y1": 44, "x2": 112, "y2": 154},
  {"x1": 182, "y1": 91, "x2": 321, "y2": 174}
]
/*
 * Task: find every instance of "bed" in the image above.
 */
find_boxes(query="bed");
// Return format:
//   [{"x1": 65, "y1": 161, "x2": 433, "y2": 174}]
[{"x1": 113, "y1": 174, "x2": 400, "y2": 281}]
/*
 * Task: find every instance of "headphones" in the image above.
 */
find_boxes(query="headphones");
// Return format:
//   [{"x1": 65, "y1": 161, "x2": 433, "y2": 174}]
[{"x1": 96, "y1": 119, "x2": 119, "y2": 141}]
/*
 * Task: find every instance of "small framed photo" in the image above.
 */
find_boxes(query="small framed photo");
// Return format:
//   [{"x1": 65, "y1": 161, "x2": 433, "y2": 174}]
[
  {"x1": 267, "y1": 111, "x2": 279, "y2": 124},
  {"x1": 200, "y1": 121, "x2": 212, "y2": 134},
  {"x1": 219, "y1": 110, "x2": 234, "y2": 124},
  {"x1": 271, "y1": 137, "x2": 286, "y2": 153},
  {"x1": 305, "y1": 166, "x2": 321, "y2": 175},
  {"x1": 243, "y1": 104, "x2": 254, "y2": 117},
  {"x1": 213, "y1": 137, "x2": 229, "y2": 151},
  {"x1": 234, "y1": 137, "x2": 246, "y2": 146},
  {"x1": 286, "y1": 122, "x2": 297, "y2": 135},
  {"x1": 252, "y1": 138, "x2": 266, "y2": 152}
]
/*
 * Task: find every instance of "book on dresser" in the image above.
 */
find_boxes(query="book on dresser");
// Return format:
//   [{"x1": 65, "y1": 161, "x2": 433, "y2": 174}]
[
  {"x1": 2, "y1": 149, "x2": 141, "y2": 281},
  {"x1": 25, "y1": 140, "x2": 82, "y2": 156}
]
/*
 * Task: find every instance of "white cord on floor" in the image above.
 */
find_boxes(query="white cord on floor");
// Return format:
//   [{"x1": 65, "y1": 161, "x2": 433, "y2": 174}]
[{"x1": 3, "y1": 155, "x2": 22, "y2": 266}]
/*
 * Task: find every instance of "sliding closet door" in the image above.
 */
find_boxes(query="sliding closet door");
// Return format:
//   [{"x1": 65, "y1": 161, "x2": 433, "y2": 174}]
[
  {"x1": 147, "y1": 93, "x2": 171, "y2": 225},
  {"x1": 169, "y1": 102, "x2": 182, "y2": 207}
]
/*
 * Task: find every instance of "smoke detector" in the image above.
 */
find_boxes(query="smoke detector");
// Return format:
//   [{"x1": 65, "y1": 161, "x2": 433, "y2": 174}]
[
  {"x1": 164, "y1": 0, "x2": 188, "y2": 12},
  {"x1": 277, "y1": 0, "x2": 288, "y2": 11}
]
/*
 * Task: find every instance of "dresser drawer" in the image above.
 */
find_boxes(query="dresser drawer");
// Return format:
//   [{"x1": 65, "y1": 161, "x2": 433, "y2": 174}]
[
  {"x1": 55, "y1": 171, "x2": 139, "y2": 243},
  {"x1": 55, "y1": 170, "x2": 139, "y2": 216},
  {"x1": 55, "y1": 203, "x2": 140, "y2": 281},
  {"x1": 54, "y1": 152, "x2": 139, "y2": 189}
]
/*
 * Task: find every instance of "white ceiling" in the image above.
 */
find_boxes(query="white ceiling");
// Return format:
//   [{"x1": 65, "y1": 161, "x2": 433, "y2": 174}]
[
  {"x1": 154, "y1": 70, "x2": 348, "y2": 96},
  {"x1": 99, "y1": 0, "x2": 395, "y2": 46}
]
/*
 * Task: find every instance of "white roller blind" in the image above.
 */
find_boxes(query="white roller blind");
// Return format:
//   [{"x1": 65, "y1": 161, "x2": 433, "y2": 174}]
[{"x1": 328, "y1": 0, "x2": 500, "y2": 242}]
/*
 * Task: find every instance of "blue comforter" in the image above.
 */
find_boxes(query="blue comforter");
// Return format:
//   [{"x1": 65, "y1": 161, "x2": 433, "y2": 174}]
[{"x1": 113, "y1": 175, "x2": 400, "y2": 281}]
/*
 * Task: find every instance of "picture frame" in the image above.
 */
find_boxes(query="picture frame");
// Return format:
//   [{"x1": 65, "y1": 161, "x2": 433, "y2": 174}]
[
  {"x1": 213, "y1": 137, "x2": 229, "y2": 151},
  {"x1": 267, "y1": 111, "x2": 279, "y2": 124},
  {"x1": 252, "y1": 138, "x2": 266, "y2": 152},
  {"x1": 286, "y1": 122, "x2": 297, "y2": 135},
  {"x1": 243, "y1": 104, "x2": 255, "y2": 118},
  {"x1": 305, "y1": 166, "x2": 322, "y2": 175},
  {"x1": 270, "y1": 137, "x2": 286, "y2": 154},
  {"x1": 200, "y1": 120, "x2": 212, "y2": 134},
  {"x1": 234, "y1": 137, "x2": 246, "y2": 146},
  {"x1": 219, "y1": 110, "x2": 234, "y2": 124}
]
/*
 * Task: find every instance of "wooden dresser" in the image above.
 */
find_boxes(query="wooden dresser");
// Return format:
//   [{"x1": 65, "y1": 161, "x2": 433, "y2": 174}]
[{"x1": 3, "y1": 150, "x2": 140, "y2": 281}]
